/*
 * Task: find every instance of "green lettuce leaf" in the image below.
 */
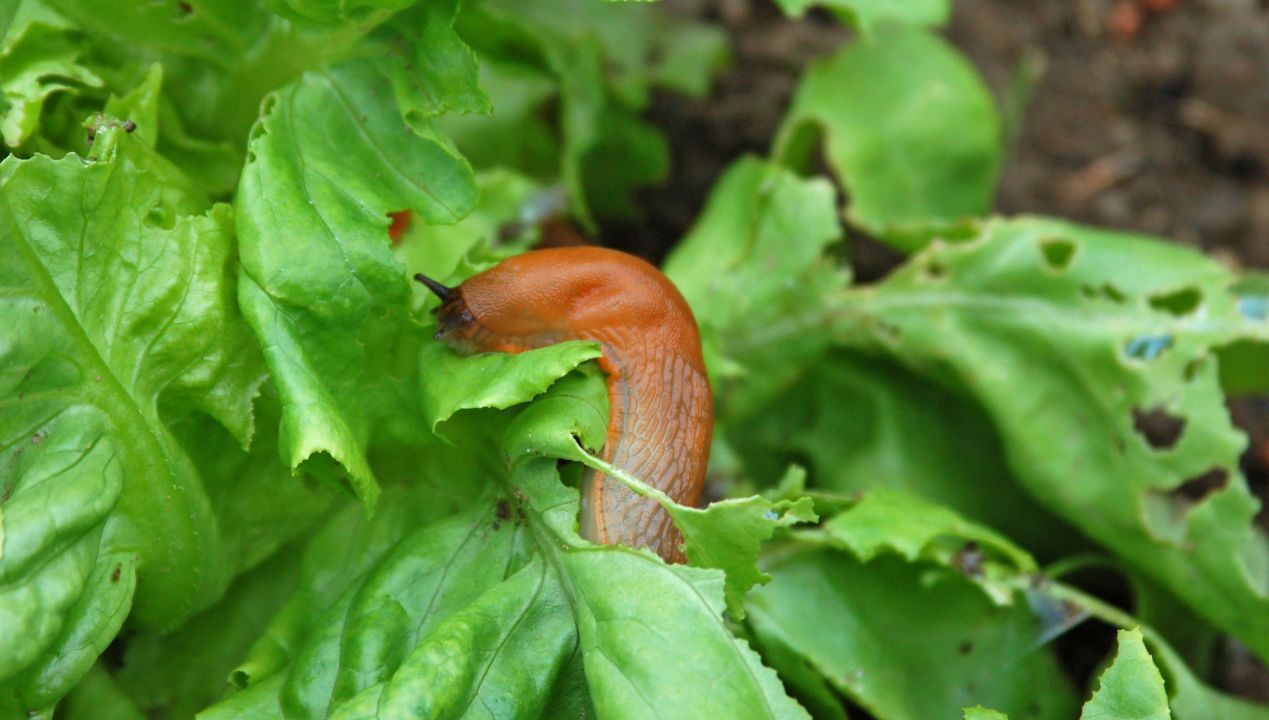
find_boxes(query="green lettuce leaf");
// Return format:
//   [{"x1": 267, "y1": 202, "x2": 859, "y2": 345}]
[
  {"x1": 776, "y1": 25, "x2": 1001, "y2": 250},
  {"x1": 59, "y1": 665, "x2": 147, "y2": 720},
  {"x1": 835, "y1": 217, "x2": 1269, "y2": 659},
  {"x1": 747, "y1": 549, "x2": 1079, "y2": 719},
  {"x1": 236, "y1": 57, "x2": 478, "y2": 506},
  {"x1": 663, "y1": 156, "x2": 846, "y2": 421},
  {"x1": 1081, "y1": 628, "x2": 1171, "y2": 720},
  {"x1": 751, "y1": 494, "x2": 1269, "y2": 719},
  {"x1": 802, "y1": 488, "x2": 1036, "y2": 605},
  {"x1": 370, "y1": 0, "x2": 491, "y2": 123},
  {"x1": 0, "y1": 119, "x2": 265, "y2": 711},
  {"x1": 203, "y1": 357, "x2": 810, "y2": 720},
  {"x1": 112, "y1": 539, "x2": 308, "y2": 717},
  {"x1": 725, "y1": 351, "x2": 1084, "y2": 561}
]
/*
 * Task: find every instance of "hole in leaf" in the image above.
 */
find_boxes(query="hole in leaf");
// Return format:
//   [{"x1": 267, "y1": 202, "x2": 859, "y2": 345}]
[
  {"x1": 1148, "y1": 287, "x2": 1202, "y2": 317},
  {"x1": 1132, "y1": 406, "x2": 1186, "y2": 450},
  {"x1": 1237, "y1": 294, "x2": 1269, "y2": 321},
  {"x1": 1183, "y1": 357, "x2": 1206, "y2": 382},
  {"x1": 1124, "y1": 335, "x2": 1173, "y2": 360},
  {"x1": 1175, "y1": 467, "x2": 1229, "y2": 503},
  {"x1": 1039, "y1": 237, "x2": 1077, "y2": 271},
  {"x1": 952, "y1": 541, "x2": 984, "y2": 577},
  {"x1": 229, "y1": 669, "x2": 250, "y2": 690},
  {"x1": 874, "y1": 320, "x2": 901, "y2": 342},
  {"x1": 1080, "y1": 282, "x2": 1128, "y2": 304},
  {"x1": 143, "y1": 206, "x2": 173, "y2": 229},
  {"x1": 387, "y1": 210, "x2": 412, "y2": 246}
]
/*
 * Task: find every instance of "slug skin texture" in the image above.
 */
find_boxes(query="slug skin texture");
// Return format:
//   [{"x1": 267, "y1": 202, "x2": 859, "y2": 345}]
[{"x1": 422, "y1": 247, "x2": 713, "y2": 563}]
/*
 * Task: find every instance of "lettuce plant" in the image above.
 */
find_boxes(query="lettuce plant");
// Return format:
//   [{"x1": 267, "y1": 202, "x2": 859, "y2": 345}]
[{"x1": 2, "y1": 1, "x2": 1267, "y2": 718}]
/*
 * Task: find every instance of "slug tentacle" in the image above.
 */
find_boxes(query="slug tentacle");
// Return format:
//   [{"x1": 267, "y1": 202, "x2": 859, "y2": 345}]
[
  {"x1": 416, "y1": 247, "x2": 713, "y2": 563},
  {"x1": 413, "y1": 272, "x2": 454, "y2": 301}
]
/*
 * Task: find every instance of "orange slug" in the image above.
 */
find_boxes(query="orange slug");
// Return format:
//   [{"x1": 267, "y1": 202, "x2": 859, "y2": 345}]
[{"x1": 415, "y1": 247, "x2": 713, "y2": 563}]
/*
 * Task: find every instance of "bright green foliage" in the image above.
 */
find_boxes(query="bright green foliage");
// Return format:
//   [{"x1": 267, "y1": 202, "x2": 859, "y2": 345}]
[
  {"x1": 5, "y1": 0, "x2": 1269, "y2": 718},
  {"x1": 0, "y1": 123, "x2": 265, "y2": 710},
  {"x1": 777, "y1": 25, "x2": 1000, "y2": 249},
  {"x1": 236, "y1": 57, "x2": 479, "y2": 507},
  {"x1": 664, "y1": 156, "x2": 847, "y2": 419},
  {"x1": 192, "y1": 366, "x2": 815, "y2": 720},
  {"x1": 418, "y1": 339, "x2": 603, "y2": 433},
  {"x1": 1082, "y1": 629, "x2": 1171, "y2": 720}
]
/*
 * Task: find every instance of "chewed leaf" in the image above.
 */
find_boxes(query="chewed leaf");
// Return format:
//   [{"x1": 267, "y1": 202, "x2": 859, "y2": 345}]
[
  {"x1": 776, "y1": 26, "x2": 1000, "y2": 250},
  {"x1": 801, "y1": 488, "x2": 1036, "y2": 605},
  {"x1": 419, "y1": 339, "x2": 602, "y2": 432},
  {"x1": 836, "y1": 216, "x2": 1269, "y2": 658},
  {"x1": 1080, "y1": 629, "x2": 1170, "y2": 720},
  {"x1": 674, "y1": 496, "x2": 817, "y2": 618},
  {"x1": 747, "y1": 549, "x2": 1078, "y2": 720}
]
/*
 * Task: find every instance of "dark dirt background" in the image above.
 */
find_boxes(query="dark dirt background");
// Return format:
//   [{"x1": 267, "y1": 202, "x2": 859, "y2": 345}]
[{"x1": 606, "y1": 0, "x2": 1269, "y2": 706}]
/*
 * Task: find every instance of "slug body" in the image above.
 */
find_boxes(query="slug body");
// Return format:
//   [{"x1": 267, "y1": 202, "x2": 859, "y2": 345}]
[{"x1": 422, "y1": 247, "x2": 713, "y2": 563}]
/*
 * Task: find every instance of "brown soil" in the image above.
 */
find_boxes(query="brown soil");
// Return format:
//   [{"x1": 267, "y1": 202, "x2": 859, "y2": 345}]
[
  {"x1": 948, "y1": 0, "x2": 1269, "y2": 269},
  {"x1": 609, "y1": 0, "x2": 1269, "y2": 705}
]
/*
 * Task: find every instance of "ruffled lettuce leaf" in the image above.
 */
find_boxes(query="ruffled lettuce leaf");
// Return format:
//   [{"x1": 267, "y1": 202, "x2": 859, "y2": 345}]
[
  {"x1": 201, "y1": 360, "x2": 810, "y2": 720},
  {"x1": 0, "y1": 119, "x2": 265, "y2": 713},
  {"x1": 235, "y1": 56, "x2": 479, "y2": 507}
]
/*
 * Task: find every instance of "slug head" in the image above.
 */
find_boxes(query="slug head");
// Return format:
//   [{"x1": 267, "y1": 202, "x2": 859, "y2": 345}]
[
  {"x1": 415, "y1": 247, "x2": 704, "y2": 365},
  {"x1": 414, "y1": 273, "x2": 485, "y2": 354}
]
